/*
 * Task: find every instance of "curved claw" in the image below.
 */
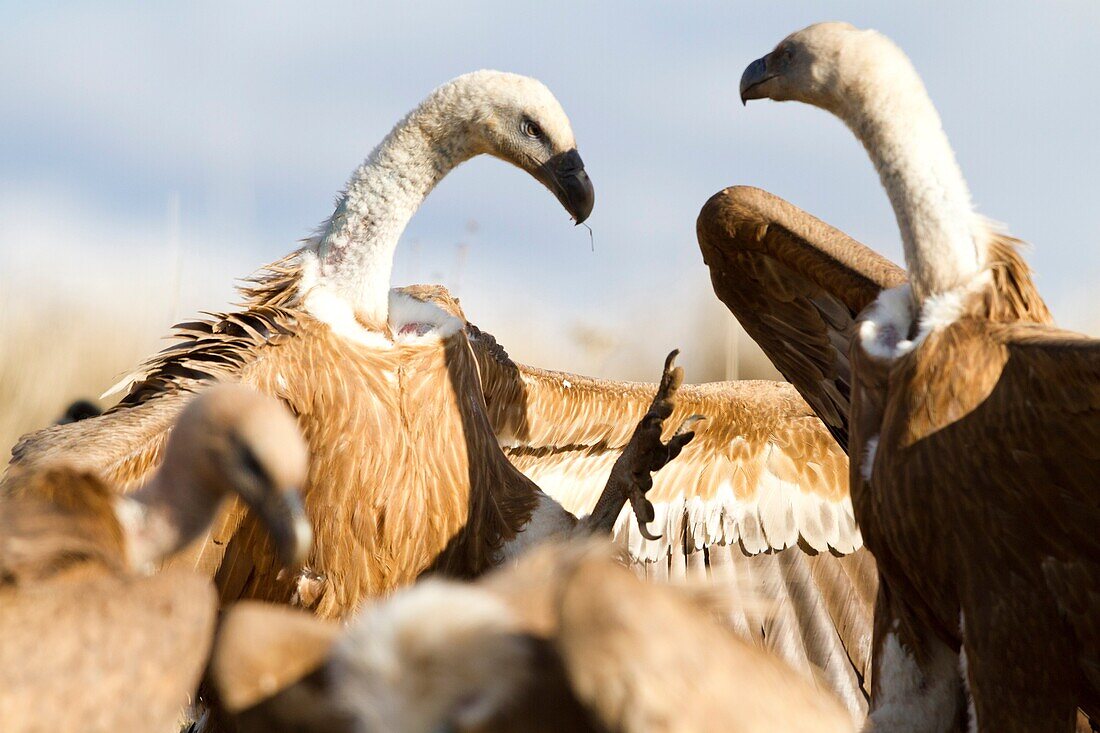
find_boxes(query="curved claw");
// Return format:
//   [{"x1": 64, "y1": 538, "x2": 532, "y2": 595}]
[
  {"x1": 655, "y1": 349, "x2": 684, "y2": 401},
  {"x1": 636, "y1": 522, "x2": 662, "y2": 542},
  {"x1": 661, "y1": 348, "x2": 680, "y2": 377},
  {"x1": 665, "y1": 432, "x2": 695, "y2": 464},
  {"x1": 629, "y1": 489, "x2": 661, "y2": 541},
  {"x1": 611, "y1": 348, "x2": 695, "y2": 541}
]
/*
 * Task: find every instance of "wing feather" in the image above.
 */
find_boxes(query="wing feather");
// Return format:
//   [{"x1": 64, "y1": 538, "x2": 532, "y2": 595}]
[
  {"x1": 469, "y1": 326, "x2": 873, "y2": 718},
  {"x1": 6, "y1": 391, "x2": 192, "y2": 492},
  {"x1": 697, "y1": 186, "x2": 906, "y2": 452},
  {"x1": 501, "y1": 378, "x2": 860, "y2": 556}
]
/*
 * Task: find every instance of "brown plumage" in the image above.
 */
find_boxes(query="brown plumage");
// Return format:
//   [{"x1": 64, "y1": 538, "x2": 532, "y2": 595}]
[
  {"x1": 0, "y1": 385, "x2": 310, "y2": 733},
  {"x1": 697, "y1": 188, "x2": 1100, "y2": 732},
  {"x1": 207, "y1": 540, "x2": 855, "y2": 733},
  {"x1": 5, "y1": 72, "x2": 602, "y2": 620},
  {"x1": 6, "y1": 272, "x2": 693, "y2": 615},
  {"x1": 7, "y1": 72, "x2": 875, "y2": 721},
  {"x1": 697, "y1": 185, "x2": 906, "y2": 452},
  {"x1": 8, "y1": 260, "x2": 874, "y2": 719},
  {"x1": 1, "y1": 566, "x2": 217, "y2": 733},
  {"x1": 742, "y1": 21, "x2": 1098, "y2": 732}
]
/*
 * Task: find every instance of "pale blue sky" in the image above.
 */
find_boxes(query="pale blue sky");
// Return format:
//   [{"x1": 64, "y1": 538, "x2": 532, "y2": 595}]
[{"x1": 3, "y1": 2, "x2": 1099, "y2": 380}]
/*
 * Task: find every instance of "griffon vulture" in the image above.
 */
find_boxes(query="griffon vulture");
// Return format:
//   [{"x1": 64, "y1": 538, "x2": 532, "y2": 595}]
[
  {"x1": 0, "y1": 385, "x2": 310, "y2": 733},
  {"x1": 741, "y1": 21, "x2": 1100, "y2": 732},
  {"x1": 6, "y1": 70, "x2": 600, "y2": 614},
  {"x1": 9, "y1": 72, "x2": 873, "y2": 721}
]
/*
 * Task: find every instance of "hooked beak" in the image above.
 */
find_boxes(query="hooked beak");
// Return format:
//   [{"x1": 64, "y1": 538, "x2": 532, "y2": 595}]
[
  {"x1": 536, "y1": 149, "x2": 595, "y2": 225},
  {"x1": 252, "y1": 489, "x2": 312, "y2": 567},
  {"x1": 739, "y1": 55, "x2": 775, "y2": 105}
]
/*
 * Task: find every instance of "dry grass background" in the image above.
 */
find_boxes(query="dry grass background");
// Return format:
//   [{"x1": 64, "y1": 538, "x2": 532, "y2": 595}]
[{"x1": 0, "y1": 289, "x2": 163, "y2": 455}]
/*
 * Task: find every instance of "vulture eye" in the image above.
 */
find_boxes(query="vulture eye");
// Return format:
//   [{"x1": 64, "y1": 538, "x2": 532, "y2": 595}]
[
  {"x1": 231, "y1": 433, "x2": 272, "y2": 488},
  {"x1": 521, "y1": 119, "x2": 543, "y2": 140}
]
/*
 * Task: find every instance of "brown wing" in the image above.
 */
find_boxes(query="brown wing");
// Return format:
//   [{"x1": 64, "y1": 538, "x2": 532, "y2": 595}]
[
  {"x1": 504, "y1": 377, "x2": 859, "y2": 556},
  {"x1": 5, "y1": 263, "x2": 303, "y2": 593},
  {"x1": 697, "y1": 186, "x2": 906, "y2": 452},
  {"x1": 470, "y1": 331, "x2": 874, "y2": 720},
  {"x1": 6, "y1": 391, "x2": 191, "y2": 492},
  {"x1": 902, "y1": 324, "x2": 1100, "y2": 628},
  {"x1": 3, "y1": 312, "x2": 285, "y2": 585},
  {"x1": 9, "y1": 315, "x2": 274, "y2": 478},
  {"x1": 859, "y1": 320, "x2": 1100, "y2": 725},
  {"x1": 891, "y1": 323, "x2": 1100, "y2": 552}
]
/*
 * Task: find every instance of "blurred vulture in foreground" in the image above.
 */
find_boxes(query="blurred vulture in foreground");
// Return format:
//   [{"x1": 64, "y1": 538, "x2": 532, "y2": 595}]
[
  {"x1": 0, "y1": 385, "x2": 310, "y2": 733},
  {"x1": 738, "y1": 20, "x2": 1099, "y2": 732},
  {"x1": 9, "y1": 73, "x2": 873, "y2": 721},
  {"x1": 206, "y1": 541, "x2": 854, "y2": 733}
]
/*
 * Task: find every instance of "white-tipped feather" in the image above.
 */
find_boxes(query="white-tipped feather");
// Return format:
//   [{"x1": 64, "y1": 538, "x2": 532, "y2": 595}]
[{"x1": 612, "y1": 481, "x2": 861, "y2": 561}]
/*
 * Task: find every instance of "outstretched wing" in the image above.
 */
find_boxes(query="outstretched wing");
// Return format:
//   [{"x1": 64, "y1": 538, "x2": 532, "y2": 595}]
[
  {"x1": 697, "y1": 186, "x2": 906, "y2": 452},
  {"x1": 470, "y1": 330, "x2": 875, "y2": 721},
  {"x1": 6, "y1": 391, "x2": 191, "y2": 492},
  {"x1": 4, "y1": 263, "x2": 303, "y2": 595}
]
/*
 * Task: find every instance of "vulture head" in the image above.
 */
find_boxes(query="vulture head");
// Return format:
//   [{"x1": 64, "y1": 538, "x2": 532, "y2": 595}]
[
  {"x1": 207, "y1": 540, "x2": 852, "y2": 733},
  {"x1": 739, "y1": 21, "x2": 911, "y2": 116},
  {"x1": 158, "y1": 384, "x2": 311, "y2": 567},
  {"x1": 209, "y1": 583, "x2": 537, "y2": 733},
  {"x1": 441, "y1": 70, "x2": 594, "y2": 224}
]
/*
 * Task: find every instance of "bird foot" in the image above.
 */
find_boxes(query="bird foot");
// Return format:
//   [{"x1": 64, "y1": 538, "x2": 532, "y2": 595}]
[{"x1": 619, "y1": 350, "x2": 703, "y2": 540}]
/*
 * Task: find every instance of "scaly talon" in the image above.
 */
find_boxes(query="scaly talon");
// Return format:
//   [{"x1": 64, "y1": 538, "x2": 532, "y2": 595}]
[
  {"x1": 630, "y1": 488, "x2": 661, "y2": 541},
  {"x1": 623, "y1": 349, "x2": 700, "y2": 540}
]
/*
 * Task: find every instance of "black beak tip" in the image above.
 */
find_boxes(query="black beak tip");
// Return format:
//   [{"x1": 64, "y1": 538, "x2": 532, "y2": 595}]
[
  {"x1": 541, "y1": 149, "x2": 595, "y2": 226},
  {"x1": 739, "y1": 56, "x2": 769, "y2": 104},
  {"x1": 258, "y1": 490, "x2": 312, "y2": 568},
  {"x1": 570, "y1": 171, "x2": 595, "y2": 225},
  {"x1": 278, "y1": 513, "x2": 312, "y2": 567}
]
